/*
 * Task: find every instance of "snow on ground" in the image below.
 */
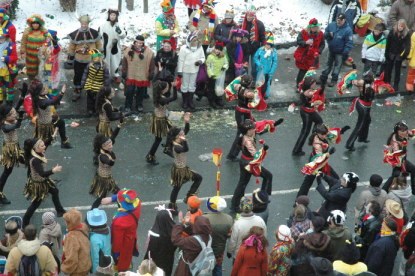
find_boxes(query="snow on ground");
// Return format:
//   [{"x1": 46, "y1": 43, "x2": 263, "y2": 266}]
[{"x1": 14, "y1": 0, "x2": 387, "y2": 51}]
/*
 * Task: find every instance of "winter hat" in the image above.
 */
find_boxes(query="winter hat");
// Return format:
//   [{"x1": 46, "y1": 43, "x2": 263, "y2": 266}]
[
  {"x1": 343, "y1": 172, "x2": 359, "y2": 184},
  {"x1": 87, "y1": 208, "x2": 107, "y2": 227},
  {"x1": 78, "y1": 14, "x2": 91, "y2": 24},
  {"x1": 42, "y1": 212, "x2": 56, "y2": 226},
  {"x1": 277, "y1": 225, "x2": 292, "y2": 241},
  {"x1": 337, "y1": 13, "x2": 346, "y2": 20},
  {"x1": 96, "y1": 249, "x2": 114, "y2": 275},
  {"x1": 308, "y1": 18, "x2": 321, "y2": 28},
  {"x1": 135, "y1": 34, "x2": 145, "y2": 42},
  {"x1": 0, "y1": 9, "x2": 9, "y2": 21},
  {"x1": 294, "y1": 204, "x2": 306, "y2": 221},
  {"x1": 340, "y1": 240, "x2": 360, "y2": 264},
  {"x1": 240, "y1": 196, "x2": 253, "y2": 213},
  {"x1": 186, "y1": 32, "x2": 198, "y2": 44},
  {"x1": 224, "y1": 9, "x2": 235, "y2": 19},
  {"x1": 385, "y1": 199, "x2": 404, "y2": 219},
  {"x1": 187, "y1": 195, "x2": 201, "y2": 209},
  {"x1": 253, "y1": 188, "x2": 270, "y2": 205},
  {"x1": 231, "y1": 28, "x2": 248, "y2": 38},
  {"x1": 369, "y1": 174, "x2": 383, "y2": 187},
  {"x1": 161, "y1": 0, "x2": 174, "y2": 14},
  {"x1": 310, "y1": 257, "x2": 334, "y2": 276},
  {"x1": 265, "y1": 31, "x2": 275, "y2": 45},
  {"x1": 327, "y1": 210, "x2": 346, "y2": 226},
  {"x1": 89, "y1": 49, "x2": 103, "y2": 59},
  {"x1": 207, "y1": 196, "x2": 227, "y2": 212},
  {"x1": 215, "y1": 41, "x2": 224, "y2": 51},
  {"x1": 117, "y1": 189, "x2": 140, "y2": 211},
  {"x1": 311, "y1": 214, "x2": 326, "y2": 232},
  {"x1": 296, "y1": 195, "x2": 310, "y2": 207},
  {"x1": 27, "y1": 14, "x2": 45, "y2": 26}
]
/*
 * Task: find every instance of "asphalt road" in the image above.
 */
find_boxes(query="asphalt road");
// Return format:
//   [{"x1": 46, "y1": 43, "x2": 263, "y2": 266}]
[{"x1": 0, "y1": 95, "x2": 413, "y2": 273}]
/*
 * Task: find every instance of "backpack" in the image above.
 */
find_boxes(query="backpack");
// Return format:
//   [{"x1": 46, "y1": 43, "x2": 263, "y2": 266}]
[
  {"x1": 18, "y1": 255, "x2": 42, "y2": 276},
  {"x1": 185, "y1": 235, "x2": 215, "y2": 276}
]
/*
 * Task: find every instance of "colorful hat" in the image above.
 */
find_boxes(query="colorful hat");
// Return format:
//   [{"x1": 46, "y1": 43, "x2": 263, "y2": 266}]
[
  {"x1": 27, "y1": 14, "x2": 45, "y2": 26},
  {"x1": 327, "y1": 210, "x2": 346, "y2": 226},
  {"x1": 342, "y1": 172, "x2": 359, "y2": 184},
  {"x1": 87, "y1": 208, "x2": 107, "y2": 227},
  {"x1": 277, "y1": 225, "x2": 291, "y2": 241},
  {"x1": 265, "y1": 31, "x2": 275, "y2": 45},
  {"x1": 161, "y1": 0, "x2": 174, "y2": 14},
  {"x1": 78, "y1": 14, "x2": 91, "y2": 23},
  {"x1": 202, "y1": 0, "x2": 216, "y2": 9},
  {"x1": 215, "y1": 41, "x2": 224, "y2": 50},
  {"x1": 162, "y1": 39, "x2": 172, "y2": 45},
  {"x1": 0, "y1": 9, "x2": 9, "y2": 21},
  {"x1": 117, "y1": 189, "x2": 140, "y2": 211},
  {"x1": 187, "y1": 195, "x2": 201, "y2": 209},
  {"x1": 231, "y1": 28, "x2": 248, "y2": 37},
  {"x1": 89, "y1": 49, "x2": 103, "y2": 59},
  {"x1": 308, "y1": 18, "x2": 321, "y2": 28},
  {"x1": 240, "y1": 196, "x2": 253, "y2": 213},
  {"x1": 224, "y1": 9, "x2": 235, "y2": 19},
  {"x1": 385, "y1": 199, "x2": 403, "y2": 219},
  {"x1": 206, "y1": 196, "x2": 227, "y2": 212}
]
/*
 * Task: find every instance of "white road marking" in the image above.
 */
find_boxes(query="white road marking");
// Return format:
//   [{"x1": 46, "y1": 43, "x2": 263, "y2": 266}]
[{"x1": 0, "y1": 181, "x2": 371, "y2": 215}]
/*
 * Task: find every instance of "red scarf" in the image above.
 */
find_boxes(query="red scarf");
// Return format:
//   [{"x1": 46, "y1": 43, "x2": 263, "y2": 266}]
[{"x1": 242, "y1": 18, "x2": 259, "y2": 42}]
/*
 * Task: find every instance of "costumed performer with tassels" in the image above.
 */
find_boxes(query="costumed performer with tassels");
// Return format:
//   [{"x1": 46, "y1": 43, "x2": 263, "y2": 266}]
[
  {"x1": 296, "y1": 123, "x2": 350, "y2": 199},
  {"x1": 292, "y1": 69, "x2": 326, "y2": 156},
  {"x1": 382, "y1": 121, "x2": 415, "y2": 194},
  {"x1": 95, "y1": 86, "x2": 124, "y2": 137},
  {"x1": 229, "y1": 117, "x2": 284, "y2": 214}
]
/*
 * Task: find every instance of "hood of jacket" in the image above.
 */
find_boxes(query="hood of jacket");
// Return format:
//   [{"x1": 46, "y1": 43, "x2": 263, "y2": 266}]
[
  {"x1": 41, "y1": 222, "x2": 62, "y2": 238},
  {"x1": 17, "y1": 239, "x2": 41, "y2": 256},
  {"x1": 303, "y1": 232, "x2": 330, "y2": 251},
  {"x1": 325, "y1": 226, "x2": 349, "y2": 239},
  {"x1": 369, "y1": 186, "x2": 382, "y2": 196},
  {"x1": 63, "y1": 209, "x2": 82, "y2": 231},
  {"x1": 193, "y1": 216, "x2": 212, "y2": 236}
]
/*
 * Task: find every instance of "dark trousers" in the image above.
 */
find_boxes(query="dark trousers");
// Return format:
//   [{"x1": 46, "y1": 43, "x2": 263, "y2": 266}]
[
  {"x1": 206, "y1": 78, "x2": 220, "y2": 103},
  {"x1": 169, "y1": 172, "x2": 202, "y2": 203},
  {"x1": 125, "y1": 85, "x2": 145, "y2": 110},
  {"x1": 383, "y1": 160, "x2": 415, "y2": 194},
  {"x1": 296, "y1": 166, "x2": 339, "y2": 198},
  {"x1": 54, "y1": 118, "x2": 68, "y2": 142},
  {"x1": 228, "y1": 129, "x2": 242, "y2": 159},
  {"x1": 346, "y1": 101, "x2": 371, "y2": 149},
  {"x1": 231, "y1": 160, "x2": 272, "y2": 211},
  {"x1": 148, "y1": 136, "x2": 162, "y2": 156},
  {"x1": 23, "y1": 186, "x2": 64, "y2": 227},
  {"x1": 320, "y1": 52, "x2": 343, "y2": 83},
  {"x1": 86, "y1": 90, "x2": 97, "y2": 113},
  {"x1": 292, "y1": 109, "x2": 323, "y2": 154},
  {"x1": 73, "y1": 61, "x2": 88, "y2": 89},
  {"x1": 296, "y1": 69, "x2": 308, "y2": 87},
  {"x1": 363, "y1": 60, "x2": 382, "y2": 76},
  {"x1": 0, "y1": 166, "x2": 13, "y2": 192},
  {"x1": 384, "y1": 58, "x2": 403, "y2": 90}
]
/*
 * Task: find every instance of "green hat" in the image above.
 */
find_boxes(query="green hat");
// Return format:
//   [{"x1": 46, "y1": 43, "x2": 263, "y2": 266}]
[{"x1": 308, "y1": 18, "x2": 321, "y2": 28}]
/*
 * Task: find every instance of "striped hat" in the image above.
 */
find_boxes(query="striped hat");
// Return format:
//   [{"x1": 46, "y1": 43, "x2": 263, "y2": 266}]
[
  {"x1": 27, "y1": 14, "x2": 45, "y2": 26},
  {"x1": 265, "y1": 31, "x2": 275, "y2": 45}
]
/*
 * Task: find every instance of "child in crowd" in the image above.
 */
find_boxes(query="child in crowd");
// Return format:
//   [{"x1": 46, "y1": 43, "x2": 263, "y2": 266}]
[
  {"x1": 361, "y1": 23, "x2": 386, "y2": 76},
  {"x1": 205, "y1": 41, "x2": 228, "y2": 108},
  {"x1": 38, "y1": 211, "x2": 62, "y2": 258},
  {"x1": 186, "y1": 195, "x2": 203, "y2": 224}
]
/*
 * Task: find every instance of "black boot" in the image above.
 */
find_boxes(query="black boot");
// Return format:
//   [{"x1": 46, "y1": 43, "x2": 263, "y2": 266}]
[
  {"x1": 145, "y1": 154, "x2": 159, "y2": 165},
  {"x1": 0, "y1": 192, "x2": 10, "y2": 204},
  {"x1": 182, "y1": 93, "x2": 188, "y2": 110},
  {"x1": 215, "y1": 97, "x2": 224, "y2": 107},
  {"x1": 188, "y1": 93, "x2": 195, "y2": 111},
  {"x1": 61, "y1": 139, "x2": 73, "y2": 149},
  {"x1": 72, "y1": 88, "x2": 81, "y2": 102}
]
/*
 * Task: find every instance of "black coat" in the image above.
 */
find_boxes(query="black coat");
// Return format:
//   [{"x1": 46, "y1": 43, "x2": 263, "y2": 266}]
[
  {"x1": 154, "y1": 49, "x2": 178, "y2": 79},
  {"x1": 316, "y1": 174, "x2": 353, "y2": 220},
  {"x1": 385, "y1": 30, "x2": 411, "y2": 61},
  {"x1": 364, "y1": 235, "x2": 399, "y2": 276},
  {"x1": 214, "y1": 21, "x2": 238, "y2": 44}
]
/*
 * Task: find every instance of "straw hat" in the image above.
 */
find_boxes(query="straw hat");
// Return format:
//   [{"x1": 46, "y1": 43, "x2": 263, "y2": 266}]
[{"x1": 385, "y1": 199, "x2": 403, "y2": 219}]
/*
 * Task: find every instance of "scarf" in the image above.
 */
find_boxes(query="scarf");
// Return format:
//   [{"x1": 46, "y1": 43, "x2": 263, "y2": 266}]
[
  {"x1": 43, "y1": 221, "x2": 57, "y2": 231},
  {"x1": 192, "y1": 9, "x2": 216, "y2": 34},
  {"x1": 235, "y1": 42, "x2": 243, "y2": 64},
  {"x1": 242, "y1": 18, "x2": 259, "y2": 42},
  {"x1": 244, "y1": 234, "x2": 263, "y2": 252},
  {"x1": 264, "y1": 47, "x2": 272, "y2": 58}
]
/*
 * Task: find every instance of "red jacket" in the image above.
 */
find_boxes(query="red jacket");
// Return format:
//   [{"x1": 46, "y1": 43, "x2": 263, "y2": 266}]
[
  {"x1": 111, "y1": 204, "x2": 141, "y2": 271},
  {"x1": 231, "y1": 244, "x2": 268, "y2": 276},
  {"x1": 294, "y1": 29, "x2": 324, "y2": 70}
]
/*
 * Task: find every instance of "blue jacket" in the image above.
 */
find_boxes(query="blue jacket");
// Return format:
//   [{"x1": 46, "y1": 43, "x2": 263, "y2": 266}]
[
  {"x1": 324, "y1": 22, "x2": 354, "y2": 55},
  {"x1": 254, "y1": 46, "x2": 278, "y2": 75},
  {"x1": 328, "y1": 0, "x2": 362, "y2": 29},
  {"x1": 90, "y1": 229, "x2": 111, "y2": 272}
]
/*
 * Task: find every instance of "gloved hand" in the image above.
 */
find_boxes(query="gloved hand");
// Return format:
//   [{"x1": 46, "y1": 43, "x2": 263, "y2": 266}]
[
  {"x1": 274, "y1": 118, "x2": 284, "y2": 126},
  {"x1": 328, "y1": 147, "x2": 336, "y2": 155},
  {"x1": 340, "y1": 125, "x2": 351, "y2": 134},
  {"x1": 115, "y1": 26, "x2": 122, "y2": 34},
  {"x1": 195, "y1": 61, "x2": 201, "y2": 66},
  {"x1": 227, "y1": 252, "x2": 232, "y2": 259},
  {"x1": 221, "y1": 66, "x2": 226, "y2": 71},
  {"x1": 263, "y1": 144, "x2": 269, "y2": 151},
  {"x1": 361, "y1": 58, "x2": 366, "y2": 64},
  {"x1": 342, "y1": 53, "x2": 349, "y2": 62}
]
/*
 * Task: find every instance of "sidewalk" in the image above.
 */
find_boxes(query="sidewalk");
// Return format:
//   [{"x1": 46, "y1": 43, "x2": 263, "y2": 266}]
[{"x1": 51, "y1": 38, "x2": 410, "y2": 118}]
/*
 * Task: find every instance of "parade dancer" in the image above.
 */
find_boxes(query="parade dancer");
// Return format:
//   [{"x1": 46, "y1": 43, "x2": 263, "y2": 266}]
[
  {"x1": 96, "y1": 86, "x2": 124, "y2": 137},
  {"x1": 146, "y1": 80, "x2": 177, "y2": 165},
  {"x1": 165, "y1": 113, "x2": 201, "y2": 211},
  {"x1": 30, "y1": 79, "x2": 72, "y2": 148},
  {"x1": 292, "y1": 75, "x2": 325, "y2": 156},
  {"x1": 0, "y1": 87, "x2": 26, "y2": 204},
  {"x1": 345, "y1": 71, "x2": 375, "y2": 151},
  {"x1": 22, "y1": 138, "x2": 66, "y2": 227},
  {"x1": 297, "y1": 123, "x2": 350, "y2": 198},
  {"x1": 225, "y1": 75, "x2": 254, "y2": 161},
  {"x1": 230, "y1": 118, "x2": 283, "y2": 213},
  {"x1": 90, "y1": 124, "x2": 122, "y2": 209},
  {"x1": 383, "y1": 121, "x2": 415, "y2": 194}
]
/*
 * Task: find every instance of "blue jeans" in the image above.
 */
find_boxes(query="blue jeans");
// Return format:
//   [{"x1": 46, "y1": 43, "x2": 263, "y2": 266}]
[
  {"x1": 320, "y1": 52, "x2": 343, "y2": 83},
  {"x1": 212, "y1": 264, "x2": 222, "y2": 276}
]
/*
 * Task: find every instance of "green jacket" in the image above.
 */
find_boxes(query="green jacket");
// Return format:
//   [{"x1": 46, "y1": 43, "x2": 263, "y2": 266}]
[{"x1": 206, "y1": 52, "x2": 229, "y2": 79}]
